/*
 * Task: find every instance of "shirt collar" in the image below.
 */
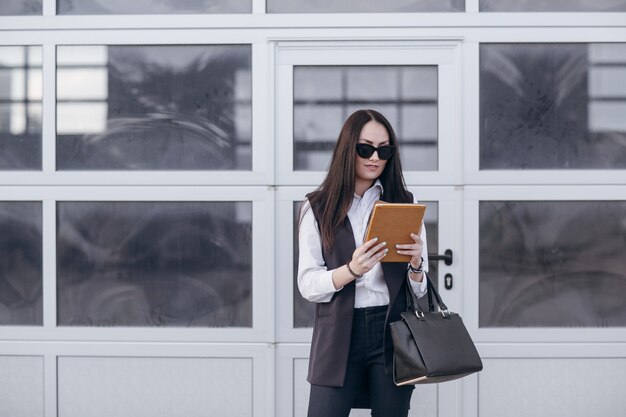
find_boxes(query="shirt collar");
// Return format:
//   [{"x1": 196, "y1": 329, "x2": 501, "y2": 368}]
[
  {"x1": 373, "y1": 179, "x2": 384, "y2": 193},
  {"x1": 354, "y1": 179, "x2": 384, "y2": 199}
]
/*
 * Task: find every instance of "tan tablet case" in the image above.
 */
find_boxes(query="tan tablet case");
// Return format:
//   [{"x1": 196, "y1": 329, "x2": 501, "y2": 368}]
[{"x1": 364, "y1": 202, "x2": 426, "y2": 263}]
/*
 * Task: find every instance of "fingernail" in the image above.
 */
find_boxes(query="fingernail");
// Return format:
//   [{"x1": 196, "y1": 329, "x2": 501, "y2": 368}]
[
  {"x1": 384, "y1": 249, "x2": 389, "y2": 253},
  {"x1": 374, "y1": 237, "x2": 378, "y2": 241},
  {"x1": 382, "y1": 242, "x2": 386, "y2": 246}
]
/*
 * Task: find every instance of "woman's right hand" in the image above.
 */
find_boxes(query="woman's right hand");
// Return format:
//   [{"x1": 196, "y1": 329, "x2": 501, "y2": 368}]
[{"x1": 349, "y1": 238, "x2": 388, "y2": 276}]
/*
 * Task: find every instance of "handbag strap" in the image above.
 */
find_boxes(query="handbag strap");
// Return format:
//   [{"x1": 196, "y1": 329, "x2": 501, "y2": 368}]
[
  {"x1": 406, "y1": 275, "x2": 435, "y2": 312},
  {"x1": 405, "y1": 271, "x2": 450, "y2": 317}
]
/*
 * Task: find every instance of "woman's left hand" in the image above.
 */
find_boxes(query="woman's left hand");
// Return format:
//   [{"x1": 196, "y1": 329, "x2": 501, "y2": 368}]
[{"x1": 395, "y1": 232, "x2": 424, "y2": 270}]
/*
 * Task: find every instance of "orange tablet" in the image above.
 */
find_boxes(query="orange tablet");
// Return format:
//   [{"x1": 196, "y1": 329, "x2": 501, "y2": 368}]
[{"x1": 364, "y1": 202, "x2": 426, "y2": 263}]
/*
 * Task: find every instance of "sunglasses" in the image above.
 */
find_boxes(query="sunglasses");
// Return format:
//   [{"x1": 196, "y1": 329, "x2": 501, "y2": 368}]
[{"x1": 355, "y1": 143, "x2": 396, "y2": 160}]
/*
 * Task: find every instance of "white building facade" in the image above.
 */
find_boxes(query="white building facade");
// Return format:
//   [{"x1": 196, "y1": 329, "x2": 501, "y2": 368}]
[{"x1": 1, "y1": 1, "x2": 625, "y2": 416}]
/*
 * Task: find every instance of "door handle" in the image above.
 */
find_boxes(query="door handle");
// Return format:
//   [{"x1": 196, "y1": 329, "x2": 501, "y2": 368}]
[{"x1": 428, "y1": 249, "x2": 453, "y2": 266}]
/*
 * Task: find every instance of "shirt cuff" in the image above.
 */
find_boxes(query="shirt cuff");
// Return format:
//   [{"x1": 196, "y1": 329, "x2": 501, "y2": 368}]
[
  {"x1": 320, "y1": 269, "x2": 342, "y2": 293},
  {"x1": 408, "y1": 271, "x2": 428, "y2": 298}
]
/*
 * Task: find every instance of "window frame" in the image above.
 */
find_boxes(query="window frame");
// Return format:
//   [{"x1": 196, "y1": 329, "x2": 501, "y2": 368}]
[
  {"x1": 464, "y1": 185, "x2": 626, "y2": 343},
  {"x1": 0, "y1": 185, "x2": 275, "y2": 343},
  {"x1": 0, "y1": 32, "x2": 272, "y2": 186},
  {"x1": 464, "y1": 38, "x2": 626, "y2": 186},
  {"x1": 274, "y1": 39, "x2": 463, "y2": 187}
]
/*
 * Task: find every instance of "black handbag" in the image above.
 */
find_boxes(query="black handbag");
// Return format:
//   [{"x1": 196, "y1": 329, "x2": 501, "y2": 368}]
[{"x1": 389, "y1": 273, "x2": 483, "y2": 385}]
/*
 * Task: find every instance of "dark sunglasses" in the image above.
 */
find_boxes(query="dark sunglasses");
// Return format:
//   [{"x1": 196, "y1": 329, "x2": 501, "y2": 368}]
[{"x1": 355, "y1": 143, "x2": 396, "y2": 160}]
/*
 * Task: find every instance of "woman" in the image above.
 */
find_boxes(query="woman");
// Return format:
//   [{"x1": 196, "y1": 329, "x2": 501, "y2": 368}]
[{"x1": 298, "y1": 109, "x2": 429, "y2": 417}]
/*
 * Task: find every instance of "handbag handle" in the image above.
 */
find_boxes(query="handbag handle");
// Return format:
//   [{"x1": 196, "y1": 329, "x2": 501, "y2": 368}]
[{"x1": 405, "y1": 272, "x2": 450, "y2": 318}]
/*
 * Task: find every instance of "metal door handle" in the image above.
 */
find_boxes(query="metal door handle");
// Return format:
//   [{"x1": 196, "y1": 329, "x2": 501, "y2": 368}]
[{"x1": 427, "y1": 249, "x2": 453, "y2": 266}]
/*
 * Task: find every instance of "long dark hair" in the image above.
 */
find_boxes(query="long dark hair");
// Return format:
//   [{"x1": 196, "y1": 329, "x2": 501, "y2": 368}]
[{"x1": 306, "y1": 109, "x2": 411, "y2": 253}]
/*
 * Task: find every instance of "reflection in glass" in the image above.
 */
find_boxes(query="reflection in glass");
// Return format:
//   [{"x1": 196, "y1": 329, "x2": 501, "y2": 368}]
[
  {"x1": 0, "y1": 0, "x2": 41, "y2": 15},
  {"x1": 57, "y1": 201, "x2": 252, "y2": 327},
  {"x1": 269, "y1": 0, "x2": 463, "y2": 13},
  {"x1": 479, "y1": 201, "x2": 626, "y2": 327},
  {"x1": 480, "y1": 43, "x2": 626, "y2": 169},
  {"x1": 0, "y1": 46, "x2": 43, "y2": 170},
  {"x1": 0, "y1": 202, "x2": 42, "y2": 325},
  {"x1": 294, "y1": 66, "x2": 438, "y2": 172},
  {"x1": 293, "y1": 200, "x2": 438, "y2": 328},
  {"x1": 481, "y1": 0, "x2": 626, "y2": 12},
  {"x1": 56, "y1": 45, "x2": 252, "y2": 170},
  {"x1": 57, "y1": 0, "x2": 250, "y2": 14}
]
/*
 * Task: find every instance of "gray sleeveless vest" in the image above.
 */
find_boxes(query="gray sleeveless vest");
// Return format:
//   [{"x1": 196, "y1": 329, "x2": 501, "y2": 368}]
[{"x1": 306, "y1": 191, "x2": 412, "y2": 387}]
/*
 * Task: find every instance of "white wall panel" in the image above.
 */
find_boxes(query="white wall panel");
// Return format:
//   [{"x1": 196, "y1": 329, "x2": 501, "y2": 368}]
[
  {"x1": 58, "y1": 356, "x2": 253, "y2": 417},
  {"x1": 478, "y1": 358, "x2": 626, "y2": 417},
  {"x1": 0, "y1": 356, "x2": 44, "y2": 417}
]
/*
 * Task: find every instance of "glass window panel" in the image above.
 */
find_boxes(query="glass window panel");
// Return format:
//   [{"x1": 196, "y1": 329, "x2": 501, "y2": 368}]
[
  {"x1": 346, "y1": 67, "x2": 399, "y2": 101},
  {"x1": 57, "y1": 45, "x2": 108, "y2": 66},
  {"x1": 293, "y1": 67, "x2": 343, "y2": 101},
  {"x1": 400, "y1": 104, "x2": 438, "y2": 140},
  {"x1": 480, "y1": 43, "x2": 626, "y2": 169},
  {"x1": 268, "y1": 0, "x2": 463, "y2": 13},
  {"x1": 401, "y1": 67, "x2": 438, "y2": 100},
  {"x1": 480, "y1": 0, "x2": 626, "y2": 12},
  {"x1": 0, "y1": 0, "x2": 42, "y2": 15},
  {"x1": 293, "y1": 200, "x2": 438, "y2": 328},
  {"x1": 0, "y1": 46, "x2": 42, "y2": 170},
  {"x1": 57, "y1": 0, "x2": 250, "y2": 14},
  {"x1": 293, "y1": 65, "x2": 438, "y2": 172},
  {"x1": 589, "y1": 43, "x2": 626, "y2": 62},
  {"x1": 589, "y1": 102, "x2": 626, "y2": 132},
  {"x1": 57, "y1": 68, "x2": 108, "y2": 100},
  {"x1": 479, "y1": 201, "x2": 626, "y2": 327},
  {"x1": 56, "y1": 201, "x2": 252, "y2": 327},
  {"x1": 589, "y1": 67, "x2": 626, "y2": 98},
  {"x1": 0, "y1": 202, "x2": 42, "y2": 325},
  {"x1": 293, "y1": 201, "x2": 314, "y2": 328},
  {"x1": 0, "y1": 47, "x2": 26, "y2": 66},
  {"x1": 27, "y1": 69, "x2": 43, "y2": 101},
  {"x1": 56, "y1": 45, "x2": 252, "y2": 170},
  {"x1": 2, "y1": 69, "x2": 24, "y2": 100},
  {"x1": 423, "y1": 202, "x2": 439, "y2": 289},
  {"x1": 1, "y1": 69, "x2": 42, "y2": 101},
  {"x1": 56, "y1": 103, "x2": 107, "y2": 135}
]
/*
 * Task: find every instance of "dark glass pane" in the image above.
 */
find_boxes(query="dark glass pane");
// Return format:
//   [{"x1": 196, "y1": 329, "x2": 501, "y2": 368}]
[
  {"x1": 269, "y1": 0, "x2": 463, "y2": 13},
  {"x1": 481, "y1": 0, "x2": 626, "y2": 12},
  {"x1": 293, "y1": 66, "x2": 438, "y2": 172},
  {"x1": 424, "y1": 202, "x2": 439, "y2": 286},
  {"x1": 479, "y1": 201, "x2": 626, "y2": 327},
  {"x1": 0, "y1": 202, "x2": 42, "y2": 325},
  {"x1": 57, "y1": 0, "x2": 250, "y2": 14},
  {"x1": 480, "y1": 43, "x2": 626, "y2": 169},
  {"x1": 293, "y1": 200, "x2": 438, "y2": 328},
  {"x1": 57, "y1": 201, "x2": 252, "y2": 327},
  {"x1": 0, "y1": 46, "x2": 42, "y2": 170},
  {"x1": 0, "y1": 1, "x2": 42, "y2": 15},
  {"x1": 293, "y1": 201, "x2": 314, "y2": 328},
  {"x1": 56, "y1": 45, "x2": 252, "y2": 170}
]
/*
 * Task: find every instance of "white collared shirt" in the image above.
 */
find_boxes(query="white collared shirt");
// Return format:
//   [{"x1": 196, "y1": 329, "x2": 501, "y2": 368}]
[{"x1": 297, "y1": 180, "x2": 428, "y2": 307}]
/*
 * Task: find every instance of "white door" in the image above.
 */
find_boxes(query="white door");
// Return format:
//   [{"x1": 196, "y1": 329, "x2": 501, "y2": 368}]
[{"x1": 273, "y1": 39, "x2": 467, "y2": 417}]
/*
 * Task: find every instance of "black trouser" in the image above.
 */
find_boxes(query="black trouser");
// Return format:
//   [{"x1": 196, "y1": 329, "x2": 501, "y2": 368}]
[{"x1": 307, "y1": 305, "x2": 414, "y2": 417}]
